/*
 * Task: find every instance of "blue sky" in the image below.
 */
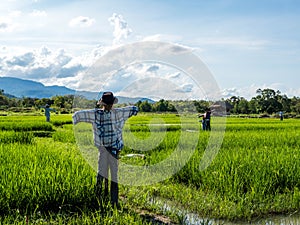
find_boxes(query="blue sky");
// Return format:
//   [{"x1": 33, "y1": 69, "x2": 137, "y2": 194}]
[{"x1": 0, "y1": 0, "x2": 299, "y2": 99}]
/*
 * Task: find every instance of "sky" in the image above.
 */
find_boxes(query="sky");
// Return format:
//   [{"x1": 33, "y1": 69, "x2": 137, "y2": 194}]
[{"x1": 0, "y1": 0, "x2": 300, "y2": 100}]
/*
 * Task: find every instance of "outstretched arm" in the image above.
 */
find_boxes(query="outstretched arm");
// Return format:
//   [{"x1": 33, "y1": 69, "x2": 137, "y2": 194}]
[
  {"x1": 117, "y1": 106, "x2": 138, "y2": 120},
  {"x1": 72, "y1": 109, "x2": 96, "y2": 125}
]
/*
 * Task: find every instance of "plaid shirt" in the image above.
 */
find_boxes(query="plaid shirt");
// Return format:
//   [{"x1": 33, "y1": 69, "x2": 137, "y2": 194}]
[{"x1": 72, "y1": 106, "x2": 138, "y2": 150}]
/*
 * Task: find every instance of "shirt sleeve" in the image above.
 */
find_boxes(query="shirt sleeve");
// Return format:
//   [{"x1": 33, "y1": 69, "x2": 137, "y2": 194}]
[
  {"x1": 72, "y1": 109, "x2": 96, "y2": 125},
  {"x1": 116, "y1": 106, "x2": 138, "y2": 120}
]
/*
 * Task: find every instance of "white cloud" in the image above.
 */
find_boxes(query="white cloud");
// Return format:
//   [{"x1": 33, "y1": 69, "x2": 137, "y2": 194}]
[
  {"x1": 167, "y1": 72, "x2": 181, "y2": 79},
  {"x1": 141, "y1": 34, "x2": 182, "y2": 43},
  {"x1": 0, "y1": 46, "x2": 88, "y2": 80},
  {"x1": 6, "y1": 52, "x2": 35, "y2": 67},
  {"x1": 141, "y1": 34, "x2": 163, "y2": 42},
  {"x1": 74, "y1": 41, "x2": 216, "y2": 100},
  {"x1": 2, "y1": 42, "x2": 299, "y2": 99},
  {"x1": 0, "y1": 22, "x2": 9, "y2": 30},
  {"x1": 29, "y1": 9, "x2": 47, "y2": 17},
  {"x1": 0, "y1": 9, "x2": 47, "y2": 33},
  {"x1": 78, "y1": 56, "x2": 207, "y2": 100},
  {"x1": 0, "y1": 17, "x2": 17, "y2": 32},
  {"x1": 9, "y1": 10, "x2": 22, "y2": 17},
  {"x1": 39, "y1": 46, "x2": 51, "y2": 57},
  {"x1": 108, "y1": 13, "x2": 132, "y2": 45},
  {"x1": 69, "y1": 16, "x2": 95, "y2": 28},
  {"x1": 0, "y1": 13, "x2": 142, "y2": 92},
  {"x1": 146, "y1": 65, "x2": 159, "y2": 73},
  {"x1": 175, "y1": 83, "x2": 194, "y2": 93}
]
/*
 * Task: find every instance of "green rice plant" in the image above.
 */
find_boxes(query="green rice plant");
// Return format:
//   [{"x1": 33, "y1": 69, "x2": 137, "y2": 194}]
[
  {"x1": 50, "y1": 114, "x2": 73, "y2": 127},
  {"x1": 128, "y1": 112, "x2": 181, "y2": 125},
  {"x1": 168, "y1": 117, "x2": 300, "y2": 219},
  {"x1": 0, "y1": 115, "x2": 45, "y2": 123},
  {"x1": 52, "y1": 128, "x2": 76, "y2": 143},
  {"x1": 73, "y1": 123, "x2": 95, "y2": 146},
  {"x1": 0, "y1": 139, "x2": 95, "y2": 215},
  {"x1": 0, "y1": 207, "x2": 154, "y2": 225},
  {"x1": 0, "y1": 131, "x2": 34, "y2": 144},
  {"x1": 123, "y1": 115, "x2": 300, "y2": 220},
  {"x1": 0, "y1": 121, "x2": 53, "y2": 132}
]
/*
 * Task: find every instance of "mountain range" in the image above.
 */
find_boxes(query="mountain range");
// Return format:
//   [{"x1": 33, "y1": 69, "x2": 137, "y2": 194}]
[{"x1": 0, "y1": 77, "x2": 154, "y2": 104}]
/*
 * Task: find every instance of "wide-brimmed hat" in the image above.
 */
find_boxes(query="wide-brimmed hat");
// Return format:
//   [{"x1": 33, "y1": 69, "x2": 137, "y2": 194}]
[{"x1": 98, "y1": 91, "x2": 118, "y2": 105}]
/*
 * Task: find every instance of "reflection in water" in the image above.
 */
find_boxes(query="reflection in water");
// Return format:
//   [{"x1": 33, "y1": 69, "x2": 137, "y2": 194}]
[
  {"x1": 150, "y1": 197, "x2": 300, "y2": 225},
  {"x1": 184, "y1": 213, "x2": 300, "y2": 225}
]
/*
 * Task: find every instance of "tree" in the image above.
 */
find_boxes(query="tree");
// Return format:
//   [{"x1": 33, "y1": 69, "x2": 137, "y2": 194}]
[
  {"x1": 153, "y1": 99, "x2": 167, "y2": 112},
  {"x1": 248, "y1": 98, "x2": 259, "y2": 114},
  {"x1": 237, "y1": 97, "x2": 250, "y2": 114},
  {"x1": 227, "y1": 96, "x2": 240, "y2": 114},
  {"x1": 278, "y1": 94, "x2": 291, "y2": 113},
  {"x1": 153, "y1": 99, "x2": 176, "y2": 112},
  {"x1": 72, "y1": 95, "x2": 95, "y2": 109},
  {"x1": 136, "y1": 100, "x2": 152, "y2": 112},
  {"x1": 52, "y1": 95, "x2": 74, "y2": 112},
  {"x1": 0, "y1": 95, "x2": 9, "y2": 108},
  {"x1": 21, "y1": 97, "x2": 38, "y2": 107},
  {"x1": 291, "y1": 97, "x2": 300, "y2": 114},
  {"x1": 193, "y1": 100, "x2": 210, "y2": 113},
  {"x1": 35, "y1": 98, "x2": 47, "y2": 107},
  {"x1": 255, "y1": 88, "x2": 283, "y2": 114}
]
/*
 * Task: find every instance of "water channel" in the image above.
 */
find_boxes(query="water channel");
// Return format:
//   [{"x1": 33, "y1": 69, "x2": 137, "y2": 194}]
[
  {"x1": 184, "y1": 213, "x2": 300, "y2": 225},
  {"x1": 149, "y1": 197, "x2": 300, "y2": 225}
]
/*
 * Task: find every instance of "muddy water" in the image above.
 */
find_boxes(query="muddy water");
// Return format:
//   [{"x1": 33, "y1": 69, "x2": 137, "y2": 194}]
[
  {"x1": 150, "y1": 198, "x2": 300, "y2": 225},
  {"x1": 184, "y1": 213, "x2": 300, "y2": 225}
]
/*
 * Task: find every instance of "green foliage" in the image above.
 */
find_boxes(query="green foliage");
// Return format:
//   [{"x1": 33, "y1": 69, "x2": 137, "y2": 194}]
[
  {"x1": 135, "y1": 100, "x2": 152, "y2": 112},
  {"x1": 226, "y1": 88, "x2": 300, "y2": 115}
]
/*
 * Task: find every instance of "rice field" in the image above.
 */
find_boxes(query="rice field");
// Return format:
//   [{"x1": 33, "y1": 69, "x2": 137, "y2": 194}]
[{"x1": 0, "y1": 113, "x2": 300, "y2": 224}]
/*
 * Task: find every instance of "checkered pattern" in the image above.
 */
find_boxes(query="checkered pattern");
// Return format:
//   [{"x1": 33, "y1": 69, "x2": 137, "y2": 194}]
[{"x1": 72, "y1": 106, "x2": 138, "y2": 150}]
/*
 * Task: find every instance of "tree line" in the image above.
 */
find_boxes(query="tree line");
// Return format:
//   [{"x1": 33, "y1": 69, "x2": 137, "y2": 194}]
[
  {"x1": 0, "y1": 90, "x2": 78, "y2": 114},
  {"x1": 135, "y1": 88, "x2": 300, "y2": 115},
  {"x1": 0, "y1": 88, "x2": 299, "y2": 115},
  {"x1": 224, "y1": 88, "x2": 300, "y2": 115}
]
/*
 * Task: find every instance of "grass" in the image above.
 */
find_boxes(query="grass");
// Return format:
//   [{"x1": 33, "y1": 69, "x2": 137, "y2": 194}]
[{"x1": 0, "y1": 113, "x2": 300, "y2": 224}]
